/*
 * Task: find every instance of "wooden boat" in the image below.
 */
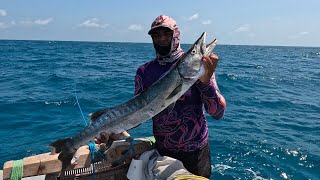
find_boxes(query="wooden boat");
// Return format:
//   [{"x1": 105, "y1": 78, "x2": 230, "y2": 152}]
[{"x1": 3, "y1": 137, "x2": 154, "y2": 180}]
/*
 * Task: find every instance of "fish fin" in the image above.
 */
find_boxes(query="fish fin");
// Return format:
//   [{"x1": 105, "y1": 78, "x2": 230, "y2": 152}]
[
  {"x1": 49, "y1": 138, "x2": 75, "y2": 173},
  {"x1": 166, "y1": 102, "x2": 176, "y2": 114},
  {"x1": 50, "y1": 138, "x2": 71, "y2": 153},
  {"x1": 58, "y1": 151, "x2": 75, "y2": 174},
  {"x1": 90, "y1": 108, "x2": 112, "y2": 122},
  {"x1": 166, "y1": 84, "x2": 182, "y2": 100}
]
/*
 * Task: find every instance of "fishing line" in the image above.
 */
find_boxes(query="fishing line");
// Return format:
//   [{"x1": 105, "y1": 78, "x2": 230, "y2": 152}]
[{"x1": 74, "y1": 84, "x2": 89, "y2": 127}]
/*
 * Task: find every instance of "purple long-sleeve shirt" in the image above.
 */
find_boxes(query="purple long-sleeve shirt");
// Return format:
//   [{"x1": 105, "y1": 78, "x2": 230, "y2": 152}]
[{"x1": 134, "y1": 59, "x2": 226, "y2": 152}]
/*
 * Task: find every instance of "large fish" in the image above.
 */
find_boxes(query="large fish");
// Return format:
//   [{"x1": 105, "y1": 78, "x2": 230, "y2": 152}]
[{"x1": 50, "y1": 32, "x2": 217, "y2": 172}]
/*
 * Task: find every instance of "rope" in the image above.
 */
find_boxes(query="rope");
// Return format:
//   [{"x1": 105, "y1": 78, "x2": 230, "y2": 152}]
[
  {"x1": 112, "y1": 137, "x2": 138, "y2": 165},
  {"x1": 10, "y1": 159, "x2": 23, "y2": 180},
  {"x1": 88, "y1": 142, "x2": 96, "y2": 180},
  {"x1": 88, "y1": 141, "x2": 107, "y2": 180}
]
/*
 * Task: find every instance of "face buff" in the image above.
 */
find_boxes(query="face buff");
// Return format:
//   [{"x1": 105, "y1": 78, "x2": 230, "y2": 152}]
[{"x1": 153, "y1": 43, "x2": 172, "y2": 56}]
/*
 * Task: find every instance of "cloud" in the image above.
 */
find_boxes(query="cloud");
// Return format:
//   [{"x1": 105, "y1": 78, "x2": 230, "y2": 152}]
[
  {"x1": 20, "y1": 18, "x2": 53, "y2": 26},
  {"x1": 0, "y1": 22, "x2": 7, "y2": 29},
  {"x1": 188, "y1": 13, "x2": 199, "y2": 21},
  {"x1": 202, "y1": 20, "x2": 212, "y2": 25},
  {"x1": 128, "y1": 24, "x2": 143, "y2": 31},
  {"x1": 20, "y1": 20, "x2": 33, "y2": 26},
  {"x1": 299, "y1": 31, "x2": 309, "y2": 35},
  {"x1": 0, "y1": 9, "x2": 7, "y2": 16},
  {"x1": 233, "y1": 24, "x2": 256, "y2": 38},
  {"x1": 34, "y1": 18, "x2": 53, "y2": 25},
  {"x1": 234, "y1": 24, "x2": 251, "y2": 32},
  {"x1": 79, "y1": 18, "x2": 109, "y2": 28},
  {"x1": 288, "y1": 31, "x2": 309, "y2": 39},
  {"x1": 0, "y1": 21, "x2": 16, "y2": 29}
]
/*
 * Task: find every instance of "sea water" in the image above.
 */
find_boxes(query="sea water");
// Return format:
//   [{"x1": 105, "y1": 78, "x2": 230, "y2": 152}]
[{"x1": 0, "y1": 40, "x2": 319, "y2": 179}]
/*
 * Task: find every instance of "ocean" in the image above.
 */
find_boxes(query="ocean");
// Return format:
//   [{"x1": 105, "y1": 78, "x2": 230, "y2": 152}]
[{"x1": 0, "y1": 40, "x2": 319, "y2": 179}]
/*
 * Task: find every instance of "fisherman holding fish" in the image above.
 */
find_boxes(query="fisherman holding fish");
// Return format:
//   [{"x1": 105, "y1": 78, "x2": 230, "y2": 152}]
[
  {"x1": 93, "y1": 15, "x2": 226, "y2": 178},
  {"x1": 51, "y1": 15, "x2": 226, "y2": 179}
]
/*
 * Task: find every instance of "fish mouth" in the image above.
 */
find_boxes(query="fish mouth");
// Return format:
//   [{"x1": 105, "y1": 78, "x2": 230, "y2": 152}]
[
  {"x1": 194, "y1": 32, "x2": 206, "y2": 54},
  {"x1": 205, "y1": 39, "x2": 217, "y2": 56}
]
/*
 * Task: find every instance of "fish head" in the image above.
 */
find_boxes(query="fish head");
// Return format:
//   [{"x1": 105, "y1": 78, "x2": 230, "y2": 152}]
[{"x1": 177, "y1": 32, "x2": 208, "y2": 80}]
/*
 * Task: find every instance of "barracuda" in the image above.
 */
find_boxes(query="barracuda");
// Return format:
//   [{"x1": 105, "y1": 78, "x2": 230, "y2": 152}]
[{"x1": 50, "y1": 32, "x2": 217, "y2": 172}]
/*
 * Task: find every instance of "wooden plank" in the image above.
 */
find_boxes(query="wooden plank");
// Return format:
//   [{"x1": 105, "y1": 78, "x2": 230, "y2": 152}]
[{"x1": 3, "y1": 138, "x2": 153, "y2": 179}]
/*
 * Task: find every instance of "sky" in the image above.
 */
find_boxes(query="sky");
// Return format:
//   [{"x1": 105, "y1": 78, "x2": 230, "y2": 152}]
[{"x1": 0, "y1": 0, "x2": 319, "y2": 47}]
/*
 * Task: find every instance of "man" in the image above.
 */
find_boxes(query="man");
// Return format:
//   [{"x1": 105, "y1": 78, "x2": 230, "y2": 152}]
[{"x1": 93, "y1": 15, "x2": 226, "y2": 178}]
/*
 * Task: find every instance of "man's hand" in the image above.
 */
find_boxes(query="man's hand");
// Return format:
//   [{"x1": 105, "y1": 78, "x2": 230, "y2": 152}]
[
  {"x1": 199, "y1": 53, "x2": 219, "y2": 84},
  {"x1": 94, "y1": 132, "x2": 111, "y2": 144},
  {"x1": 94, "y1": 131, "x2": 131, "y2": 144},
  {"x1": 90, "y1": 109, "x2": 131, "y2": 144}
]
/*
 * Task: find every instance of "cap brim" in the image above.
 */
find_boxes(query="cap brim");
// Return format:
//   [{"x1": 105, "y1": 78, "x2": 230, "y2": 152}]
[{"x1": 148, "y1": 26, "x2": 174, "y2": 35}]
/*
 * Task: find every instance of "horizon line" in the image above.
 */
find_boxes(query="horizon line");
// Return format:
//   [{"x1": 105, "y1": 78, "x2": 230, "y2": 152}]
[{"x1": 1, "y1": 38, "x2": 319, "y2": 48}]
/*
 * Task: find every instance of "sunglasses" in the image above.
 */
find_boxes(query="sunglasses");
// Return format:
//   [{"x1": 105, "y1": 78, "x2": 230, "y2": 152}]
[{"x1": 150, "y1": 30, "x2": 173, "y2": 39}]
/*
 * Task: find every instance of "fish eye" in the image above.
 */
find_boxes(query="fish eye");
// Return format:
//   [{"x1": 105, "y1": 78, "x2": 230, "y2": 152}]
[{"x1": 191, "y1": 49, "x2": 197, "y2": 54}]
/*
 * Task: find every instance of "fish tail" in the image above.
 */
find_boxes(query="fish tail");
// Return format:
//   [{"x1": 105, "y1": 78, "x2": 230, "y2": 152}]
[{"x1": 50, "y1": 138, "x2": 75, "y2": 173}]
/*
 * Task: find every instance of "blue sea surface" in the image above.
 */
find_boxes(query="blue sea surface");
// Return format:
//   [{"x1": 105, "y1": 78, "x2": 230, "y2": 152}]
[{"x1": 0, "y1": 40, "x2": 319, "y2": 179}]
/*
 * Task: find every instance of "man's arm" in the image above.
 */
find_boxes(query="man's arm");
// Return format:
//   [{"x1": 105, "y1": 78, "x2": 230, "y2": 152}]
[
  {"x1": 197, "y1": 54, "x2": 226, "y2": 120},
  {"x1": 196, "y1": 74, "x2": 226, "y2": 120}
]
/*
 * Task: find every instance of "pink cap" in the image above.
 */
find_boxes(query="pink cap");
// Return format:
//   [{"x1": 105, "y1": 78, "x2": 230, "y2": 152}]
[{"x1": 148, "y1": 15, "x2": 178, "y2": 35}]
